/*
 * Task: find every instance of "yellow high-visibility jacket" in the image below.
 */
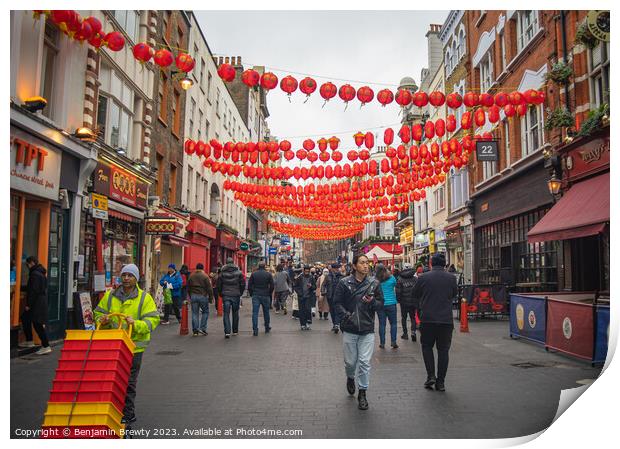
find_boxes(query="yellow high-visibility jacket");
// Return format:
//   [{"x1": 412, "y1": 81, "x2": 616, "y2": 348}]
[{"x1": 94, "y1": 286, "x2": 160, "y2": 353}]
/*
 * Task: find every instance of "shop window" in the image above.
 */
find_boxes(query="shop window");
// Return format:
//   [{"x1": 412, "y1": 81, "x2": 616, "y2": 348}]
[
  {"x1": 520, "y1": 104, "x2": 544, "y2": 157},
  {"x1": 588, "y1": 41, "x2": 610, "y2": 107},
  {"x1": 41, "y1": 20, "x2": 59, "y2": 119},
  {"x1": 517, "y1": 10, "x2": 539, "y2": 52},
  {"x1": 103, "y1": 220, "x2": 140, "y2": 287}
]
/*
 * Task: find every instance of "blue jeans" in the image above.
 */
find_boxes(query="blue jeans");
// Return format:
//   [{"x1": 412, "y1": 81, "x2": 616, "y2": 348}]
[
  {"x1": 190, "y1": 295, "x2": 209, "y2": 332},
  {"x1": 223, "y1": 296, "x2": 240, "y2": 335},
  {"x1": 252, "y1": 295, "x2": 271, "y2": 332},
  {"x1": 377, "y1": 304, "x2": 398, "y2": 345},
  {"x1": 342, "y1": 332, "x2": 375, "y2": 390}
]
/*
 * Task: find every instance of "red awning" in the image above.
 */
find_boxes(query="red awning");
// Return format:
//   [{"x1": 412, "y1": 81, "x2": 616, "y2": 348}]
[
  {"x1": 444, "y1": 222, "x2": 461, "y2": 233},
  {"x1": 164, "y1": 235, "x2": 191, "y2": 247},
  {"x1": 108, "y1": 209, "x2": 141, "y2": 223},
  {"x1": 528, "y1": 173, "x2": 609, "y2": 242}
]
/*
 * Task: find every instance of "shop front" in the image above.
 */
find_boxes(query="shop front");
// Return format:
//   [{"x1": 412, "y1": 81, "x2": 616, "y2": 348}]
[
  {"x1": 151, "y1": 206, "x2": 190, "y2": 282},
  {"x1": 413, "y1": 232, "x2": 430, "y2": 265},
  {"x1": 211, "y1": 227, "x2": 240, "y2": 271},
  {"x1": 10, "y1": 109, "x2": 98, "y2": 343},
  {"x1": 444, "y1": 221, "x2": 473, "y2": 283},
  {"x1": 472, "y1": 161, "x2": 557, "y2": 292},
  {"x1": 184, "y1": 213, "x2": 217, "y2": 273},
  {"x1": 399, "y1": 225, "x2": 414, "y2": 267}
]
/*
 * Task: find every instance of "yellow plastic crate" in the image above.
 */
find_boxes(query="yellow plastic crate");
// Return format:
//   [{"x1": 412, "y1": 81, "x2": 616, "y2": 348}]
[
  {"x1": 43, "y1": 402, "x2": 124, "y2": 435},
  {"x1": 64, "y1": 329, "x2": 135, "y2": 353}
]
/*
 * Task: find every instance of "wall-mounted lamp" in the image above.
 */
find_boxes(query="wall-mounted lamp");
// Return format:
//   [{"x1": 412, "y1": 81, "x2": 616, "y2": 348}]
[
  {"x1": 23, "y1": 96, "x2": 47, "y2": 113},
  {"x1": 74, "y1": 127, "x2": 96, "y2": 140},
  {"x1": 179, "y1": 76, "x2": 194, "y2": 91},
  {"x1": 547, "y1": 174, "x2": 562, "y2": 197},
  {"x1": 116, "y1": 148, "x2": 127, "y2": 156}
]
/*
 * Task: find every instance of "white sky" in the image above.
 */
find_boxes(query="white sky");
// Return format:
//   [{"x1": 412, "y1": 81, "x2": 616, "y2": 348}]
[{"x1": 195, "y1": 11, "x2": 449, "y2": 154}]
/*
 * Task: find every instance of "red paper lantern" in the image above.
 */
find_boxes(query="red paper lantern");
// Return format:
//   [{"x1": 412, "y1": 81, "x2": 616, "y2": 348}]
[
  {"x1": 74, "y1": 21, "x2": 94, "y2": 41},
  {"x1": 260, "y1": 72, "x2": 278, "y2": 90},
  {"x1": 412, "y1": 91, "x2": 428, "y2": 108},
  {"x1": 474, "y1": 108, "x2": 486, "y2": 127},
  {"x1": 429, "y1": 91, "x2": 446, "y2": 107},
  {"x1": 332, "y1": 151, "x2": 343, "y2": 162},
  {"x1": 446, "y1": 115, "x2": 457, "y2": 133},
  {"x1": 339, "y1": 84, "x2": 356, "y2": 106},
  {"x1": 320, "y1": 82, "x2": 338, "y2": 103},
  {"x1": 132, "y1": 42, "x2": 153, "y2": 63},
  {"x1": 279, "y1": 140, "x2": 292, "y2": 152},
  {"x1": 353, "y1": 132, "x2": 365, "y2": 148},
  {"x1": 175, "y1": 53, "x2": 195, "y2": 73},
  {"x1": 461, "y1": 111, "x2": 472, "y2": 129},
  {"x1": 84, "y1": 16, "x2": 102, "y2": 35},
  {"x1": 267, "y1": 141, "x2": 279, "y2": 153},
  {"x1": 154, "y1": 49, "x2": 174, "y2": 67},
  {"x1": 242, "y1": 69, "x2": 260, "y2": 88},
  {"x1": 357, "y1": 86, "x2": 375, "y2": 106},
  {"x1": 412, "y1": 123, "x2": 423, "y2": 142},
  {"x1": 399, "y1": 124, "x2": 411, "y2": 144},
  {"x1": 509, "y1": 91, "x2": 525, "y2": 106},
  {"x1": 184, "y1": 139, "x2": 196, "y2": 155},
  {"x1": 296, "y1": 149, "x2": 307, "y2": 160},
  {"x1": 377, "y1": 89, "x2": 394, "y2": 107},
  {"x1": 196, "y1": 140, "x2": 206, "y2": 157},
  {"x1": 488, "y1": 105, "x2": 500, "y2": 123},
  {"x1": 359, "y1": 149, "x2": 371, "y2": 160},
  {"x1": 431, "y1": 143, "x2": 440, "y2": 158},
  {"x1": 479, "y1": 93, "x2": 494, "y2": 107},
  {"x1": 347, "y1": 150, "x2": 358, "y2": 162},
  {"x1": 446, "y1": 93, "x2": 463, "y2": 109},
  {"x1": 384, "y1": 128, "x2": 394, "y2": 146},
  {"x1": 284, "y1": 150, "x2": 295, "y2": 161},
  {"x1": 319, "y1": 151, "x2": 331, "y2": 162},
  {"x1": 494, "y1": 92, "x2": 508, "y2": 107},
  {"x1": 328, "y1": 136, "x2": 340, "y2": 150},
  {"x1": 463, "y1": 91, "x2": 479, "y2": 108},
  {"x1": 303, "y1": 139, "x2": 315, "y2": 151},
  {"x1": 299, "y1": 77, "x2": 317, "y2": 99},
  {"x1": 524, "y1": 89, "x2": 540, "y2": 105},
  {"x1": 396, "y1": 89, "x2": 413, "y2": 107},
  {"x1": 307, "y1": 151, "x2": 318, "y2": 163},
  {"x1": 516, "y1": 103, "x2": 528, "y2": 117},
  {"x1": 424, "y1": 121, "x2": 435, "y2": 140},
  {"x1": 104, "y1": 31, "x2": 125, "y2": 51},
  {"x1": 317, "y1": 138, "x2": 328, "y2": 152},
  {"x1": 435, "y1": 119, "x2": 446, "y2": 137},
  {"x1": 504, "y1": 104, "x2": 516, "y2": 118},
  {"x1": 280, "y1": 75, "x2": 298, "y2": 97},
  {"x1": 50, "y1": 10, "x2": 72, "y2": 25},
  {"x1": 88, "y1": 33, "x2": 104, "y2": 49},
  {"x1": 364, "y1": 132, "x2": 374, "y2": 150},
  {"x1": 386, "y1": 146, "x2": 397, "y2": 158},
  {"x1": 66, "y1": 12, "x2": 82, "y2": 33}
]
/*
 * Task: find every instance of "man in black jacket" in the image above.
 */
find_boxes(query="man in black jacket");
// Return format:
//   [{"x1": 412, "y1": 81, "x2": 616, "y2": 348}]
[
  {"x1": 322, "y1": 263, "x2": 344, "y2": 333},
  {"x1": 395, "y1": 263, "x2": 419, "y2": 342},
  {"x1": 413, "y1": 253, "x2": 458, "y2": 392},
  {"x1": 216, "y1": 258, "x2": 246, "y2": 338},
  {"x1": 333, "y1": 254, "x2": 384, "y2": 410},
  {"x1": 19, "y1": 256, "x2": 51, "y2": 355},
  {"x1": 293, "y1": 265, "x2": 316, "y2": 330},
  {"x1": 248, "y1": 261, "x2": 274, "y2": 336}
]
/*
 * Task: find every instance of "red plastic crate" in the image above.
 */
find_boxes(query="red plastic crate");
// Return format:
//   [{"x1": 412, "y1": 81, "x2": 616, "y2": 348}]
[
  {"x1": 41, "y1": 425, "x2": 121, "y2": 439},
  {"x1": 52, "y1": 378, "x2": 128, "y2": 396},
  {"x1": 54, "y1": 368, "x2": 130, "y2": 385},
  {"x1": 60, "y1": 348, "x2": 133, "y2": 364},
  {"x1": 56, "y1": 358, "x2": 132, "y2": 377},
  {"x1": 63, "y1": 339, "x2": 133, "y2": 357},
  {"x1": 48, "y1": 389, "x2": 126, "y2": 416}
]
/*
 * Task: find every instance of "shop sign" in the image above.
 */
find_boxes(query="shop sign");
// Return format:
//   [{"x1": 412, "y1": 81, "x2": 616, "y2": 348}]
[
  {"x1": 187, "y1": 217, "x2": 217, "y2": 239},
  {"x1": 145, "y1": 217, "x2": 177, "y2": 235},
  {"x1": 399, "y1": 226, "x2": 413, "y2": 246},
  {"x1": 476, "y1": 140, "x2": 499, "y2": 161},
  {"x1": 414, "y1": 232, "x2": 429, "y2": 249},
  {"x1": 434, "y1": 230, "x2": 447, "y2": 242},
  {"x1": 93, "y1": 161, "x2": 148, "y2": 210},
  {"x1": 10, "y1": 133, "x2": 62, "y2": 201},
  {"x1": 240, "y1": 242, "x2": 249, "y2": 251},
  {"x1": 269, "y1": 247, "x2": 277, "y2": 255},
  {"x1": 91, "y1": 193, "x2": 108, "y2": 220},
  {"x1": 568, "y1": 136, "x2": 609, "y2": 180}
]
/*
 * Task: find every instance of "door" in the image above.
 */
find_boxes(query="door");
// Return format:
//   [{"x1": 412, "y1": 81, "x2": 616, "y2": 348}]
[
  {"x1": 500, "y1": 245, "x2": 513, "y2": 286},
  {"x1": 46, "y1": 207, "x2": 69, "y2": 340}
]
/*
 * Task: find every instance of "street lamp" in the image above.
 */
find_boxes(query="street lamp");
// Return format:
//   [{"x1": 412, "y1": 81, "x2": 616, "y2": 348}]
[
  {"x1": 547, "y1": 174, "x2": 562, "y2": 197},
  {"x1": 179, "y1": 76, "x2": 194, "y2": 91}
]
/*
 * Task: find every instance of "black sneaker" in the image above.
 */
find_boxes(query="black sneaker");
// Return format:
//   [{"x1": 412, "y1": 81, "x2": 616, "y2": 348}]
[
  {"x1": 192, "y1": 331, "x2": 199, "y2": 337},
  {"x1": 401, "y1": 333, "x2": 409, "y2": 340},
  {"x1": 199, "y1": 330, "x2": 208, "y2": 336},
  {"x1": 265, "y1": 327, "x2": 271, "y2": 333},
  {"x1": 411, "y1": 333, "x2": 417, "y2": 342},
  {"x1": 253, "y1": 330, "x2": 258, "y2": 336},
  {"x1": 391, "y1": 342, "x2": 399, "y2": 349},
  {"x1": 435, "y1": 381, "x2": 445, "y2": 392},
  {"x1": 357, "y1": 390, "x2": 369, "y2": 410},
  {"x1": 424, "y1": 376, "x2": 437, "y2": 389},
  {"x1": 346, "y1": 377, "x2": 356, "y2": 395},
  {"x1": 334, "y1": 325, "x2": 340, "y2": 334},
  {"x1": 379, "y1": 344, "x2": 385, "y2": 349},
  {"x1": 225, "y1": 334, "x2": 231, "y2": 339}
]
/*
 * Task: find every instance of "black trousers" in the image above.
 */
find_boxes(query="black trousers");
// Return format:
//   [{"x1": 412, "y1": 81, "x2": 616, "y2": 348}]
[
  {"x1": 123, "y1": 352, "x2": 143, "y2": 420},
  {"x1": 420, "y1": 323, "x2": 453, "y2": 382},
  {"x1": 400, "y1": 305, "x2": 417, "y2": 335},
  {"x1": 21, "y1": 309, "x2": 49, "y2": 347},
  {"x1": 327, "y1": 296, "x2": 339, "y2": 326},
  {"x1": 274, "y1": 291, "x2": 288, "y2": 311},
  {"x1": 298, "y1": 296, "x2": 310, "y2": 327},
  {"x1": 163, "y1": 302, "x2": 181, "y2": 322}
]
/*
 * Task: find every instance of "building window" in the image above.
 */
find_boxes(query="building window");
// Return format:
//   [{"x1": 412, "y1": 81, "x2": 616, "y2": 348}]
[
  {"x1": 216, "y1": 88, "x2": 220, "y2": 116},
  {"x1": 113, "y1": 10, "x2": 139, "y2": 43},
  {"x1": 503, "y1": 119, "x2": 511, "y2": 168},
  {"x1": 177, "y1": 25, "x2": 184, "y2": 50},
  {"x1": 195, "y1": 173, "x2": 201, "y2": 211},
  {"x1": 189, "y1": 99, "x2": 196, "y2": 136},
  {"x1": 450, "y1": 169, "x2": 469, "y2": 211},
  {"x1": 451, "y1": 40, "x2": 457, "y2": 69},
  {"x1": 479, "y1": 50, "x2": 494, "y2": 92},
  {"x1": 445, "y1": 49, "x2": 452, "y2": 73},
  {"x1": 517, "y1": 10, "x2": 539, "y2": 52},
  {"x1": 458, "y1": 29, "x2": 465, "y2": 60},
  {"x1": 520, "y1": 104, "x2": 544, "y2": 157},
  {"x1": 156, "y1": 154, "x2": 164, "y2": 198},
  {"x1": 163, "y1": 11, "x2": 173, "y2": 44},
  {"x1": 207, "y1": 72, "x2": 212, "y2": 101},
  {"x1": 96, "y1": 65, "x2": 134, "y2": 151},
  {"x1": 159, "y1": 73, "x2": 168, "y2": 122},
  {"x1": 454, "y1": 82, "x2": 466, "y2": 132},
  {"x1": 169, "y1": 164, "x2": 177, "y2": 206},
  {"x1": 187, "y1": 166, "x2": 193, "y2": 209},
  {"x1": 499, "y1": 31, "x2": 506, "y2": 72},
  {"x1": 41, "y1": 20, "x2": 59, "y2": 119},
  {"x1": 423, "y1": 201, "x2": 428, "y2": 229},
  {"x1": 205, "y1": 118, "x2": 210, "y2": 139},
  {"x1": 375, "y1": 221, "x2": 381, "y2": 237},
  {"x1": 588, "y1": 41, "x2": 610, "y2": 108},
  {"x1": 223, "y1": 109, "x2": 227, "y2": 129},
  {"x1": 434, "y1": 186, "x2": 445, "y2": 213},
  {"x1": 200, "y1": 58, "x2": 206, "y2": 89},
  {"x1": 482, "y1": 160, "x2": 498, "y2": 180},
  {"x1": 172, "y1": 89, "x2": 181, "y2": 136}
]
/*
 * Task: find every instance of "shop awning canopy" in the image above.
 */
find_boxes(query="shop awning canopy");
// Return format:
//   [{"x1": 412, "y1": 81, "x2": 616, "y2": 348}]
[
  {"x1": 528, "y1": 173, "x2": 609, "y2": 243},
  {"x1": 364, "y1": 245, "x2": 396, "y2": 261}
]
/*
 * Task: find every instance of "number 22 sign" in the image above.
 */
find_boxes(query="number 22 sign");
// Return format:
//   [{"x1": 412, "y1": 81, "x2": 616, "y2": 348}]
[{"x1": 476, "y1": 140, "x2": 499, "y2": 161}]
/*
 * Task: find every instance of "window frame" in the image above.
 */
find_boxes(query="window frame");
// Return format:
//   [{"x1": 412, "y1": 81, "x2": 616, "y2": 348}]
[
  {"x1": 158, "y1": 72, "x2": 169, "y2": 124},
  {"x1": 113, "y1": 10, "x2": 139, "y2": 44},
  {"x1": 517, "y1": 10, "x2": 539, "y2": 52},
  {"x1": 41, "y1": 20, "x2": 60, "y2": 119},
  {"x1": 479, "y1": 50, "x2": 494, "y2": 93},
  {"x1": 588, "y1": 41, "x2": 610, "y2": 108},
  {"x1": 172, "y1": 89, "x2": 181, "y2": 137},
  {"x1": 520, "y1": 104, "x2": 544, "y2": 157}
]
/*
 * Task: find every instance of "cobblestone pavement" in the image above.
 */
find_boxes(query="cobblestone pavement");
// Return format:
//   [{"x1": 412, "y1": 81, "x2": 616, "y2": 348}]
[{"x1": 11, "y1": 298, "x2": 602, "y2": 438}]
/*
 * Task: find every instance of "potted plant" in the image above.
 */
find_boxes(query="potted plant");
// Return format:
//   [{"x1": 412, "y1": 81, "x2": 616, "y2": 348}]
[
  {"x1": 544, "y1": 107, "x2": 575, "y2": 131},
  {"x1": 545, "y1": 61, "x2": 573, "y2": 86},
  {"x1": 577, "y1": 103, "x2": 610, "y2": 137},
  {"x1": 575, "y1": 22, "x2": 599, "y2": 49}
]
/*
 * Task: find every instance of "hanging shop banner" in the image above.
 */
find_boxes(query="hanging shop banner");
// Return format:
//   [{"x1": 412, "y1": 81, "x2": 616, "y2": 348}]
[
  {"x1": 145, "y1": 217, "x2": 177, "y2": 235},
  {"x1": 509, "y1": 294, "x2": 546, "y2": 345},
  {"x1": 10, "y1": 131, "x2": 62, "y2": 201},
  {"x1": 476, "y1": 140, "x2": 499, "y2": 161},
  {"x1": 93, "y1": 160, "x2": 148, "y2": 210}
]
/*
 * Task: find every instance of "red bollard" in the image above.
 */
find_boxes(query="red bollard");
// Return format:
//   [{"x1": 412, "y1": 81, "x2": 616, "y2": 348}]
[
  {"x1": 460, "y1": 298, "x2": 469, "y2": 333},
  {"x1": 180, "y1": 300, "x2": 189, "y2": 335},
  {"x1": 217, "y1": 296, "x2": 223, "y2": 317}
]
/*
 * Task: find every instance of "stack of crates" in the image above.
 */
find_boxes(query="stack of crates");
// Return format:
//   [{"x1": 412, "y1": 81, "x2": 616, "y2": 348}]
[{"x1": 41, "y1": 321, "x2": 135, "y2": 439}]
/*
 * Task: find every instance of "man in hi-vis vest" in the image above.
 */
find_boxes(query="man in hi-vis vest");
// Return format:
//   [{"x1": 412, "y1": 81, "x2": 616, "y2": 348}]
[{"x1": 94, "y1": 263, "x2": 159, "y2": 424}]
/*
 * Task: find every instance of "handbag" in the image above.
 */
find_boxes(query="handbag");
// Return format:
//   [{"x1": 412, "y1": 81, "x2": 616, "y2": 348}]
[
  {"x1": 163, "y1": 288, "x2": 173, "y2": 305},
  {"x1": 291, "y1": 291, "x2": 299, "y2": 311}
]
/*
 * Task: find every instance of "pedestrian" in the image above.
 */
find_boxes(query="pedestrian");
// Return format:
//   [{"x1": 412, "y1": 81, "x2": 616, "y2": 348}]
[
  {"x1": 180, "y1": 264, "x2": 190, "y2": 302},
  {"x1": 248, "y1": 261, "x2": 274, "y2": 336},
  {"x1": 323, "y1": 263, "x2": 345, "y2": 333},
  {"x1": 18, "y1": 256, "x2": 51, "y2": 355},
  {"x1": 209, "y1": 271, "x2": 219, "y2": 312},
  {"x1": 375, "y1": 264, "x2": 399, "y2": 349},
  {"x1": 447, "y1": 264, "x2": 457, "y2": 273},
  {"x1": 413, "y1": 253, "x2": 457, "y2": 392},
  {"x1": 333, "y1": 254, "x2": 383, "y2": 410},
  {"x1": 159, "y1": 264, "x2": 183, "y2": 324},
  {"x1": 216, "y1": 257, "x2": 245, "y2": 338},
  {"x1": 309, "y1": 267, "x2": 318, "y2": 318},
  {"x1": 293, "y1": 265, "x2": 316, "y2": 330},
  {"x1": 396, "y1": 263, "x2": 419, "y2": 342},
  {"x1": 317, "y1": 268, "x2": 330, "y2": 320},
  {"x1": 94, "y1": 263, "x2": 159, "y2": 424},
  {"x1": 273, "y1": 264, "x2": 292, "y2": 315},
  {"x1": 188, "y1": 263, "x2": 214, "y2": 336}
]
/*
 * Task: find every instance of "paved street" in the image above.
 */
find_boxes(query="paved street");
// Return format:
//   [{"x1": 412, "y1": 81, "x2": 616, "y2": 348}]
[{"x1": 12, "y1": 300, "x2": 602, "y2": 439}]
